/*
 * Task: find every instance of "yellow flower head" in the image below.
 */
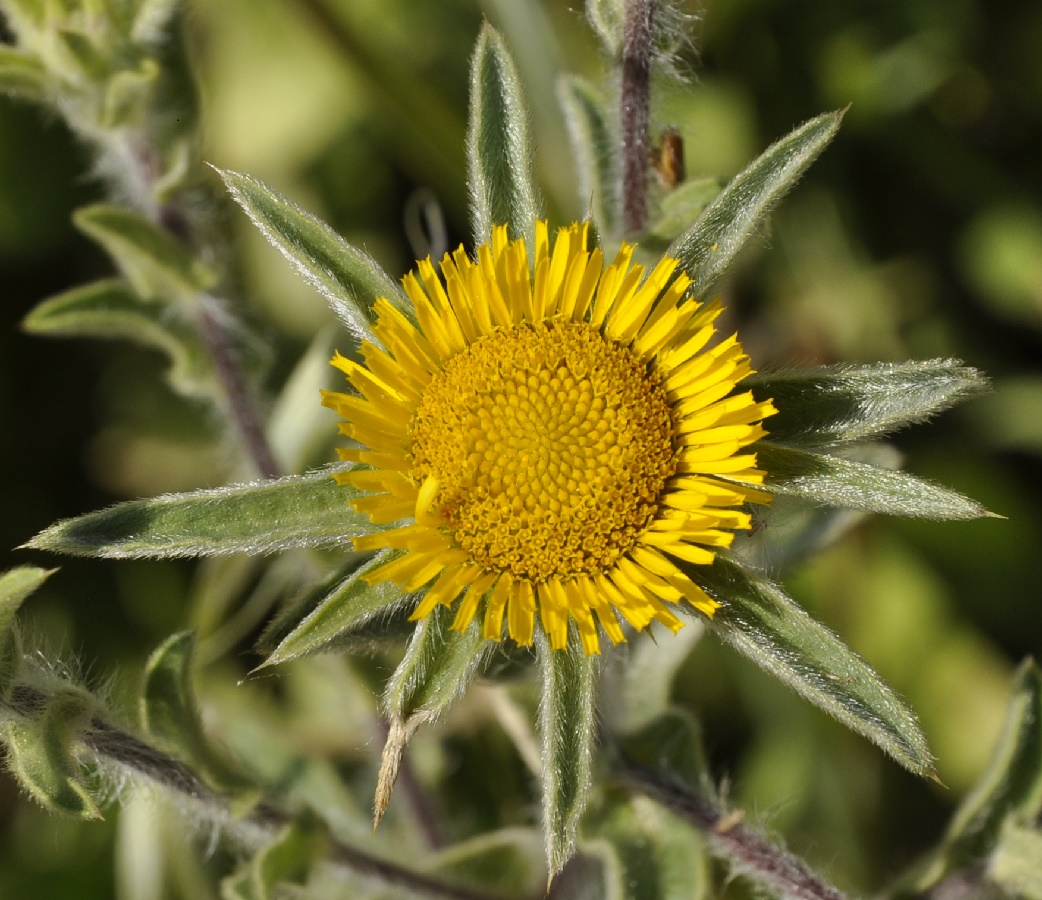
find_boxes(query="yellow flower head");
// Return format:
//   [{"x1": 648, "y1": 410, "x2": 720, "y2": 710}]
[{"x1": 322, "y1": 222, "x2": 775, "y2": 654}]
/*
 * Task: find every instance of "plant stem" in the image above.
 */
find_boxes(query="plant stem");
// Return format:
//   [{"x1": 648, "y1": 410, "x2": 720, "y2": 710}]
[
  {"x1": 616, "y1": 756, "x2": 849, "y2": 900},
  {"x1": 2, "y1": 683, "x2": 509, "y2": 900},
  {"x1": 195, "y1": 295, "x2": 280, "y2": 479},
  {"x1": 620, "y1": 0, "x2": 655, "y2": 236}
]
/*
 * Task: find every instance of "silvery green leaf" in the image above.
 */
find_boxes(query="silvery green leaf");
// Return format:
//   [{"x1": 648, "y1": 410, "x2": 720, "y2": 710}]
[
  {"x1": 0, "y1": 46, "x2": 48, "y2": 99},
  {"x1": 585, "y1": 0, "x2": 625, "y2": 55},
  {"x1": 1, "y1": 689, "x2": 102, "y2": 819},
  {"x1": 539, "y1": 629, "x2": 599, "y2": 878},
  {"x1": 22, "y1": 278, "x2": 214, "y2": 397},
  {"x1": 609, "y1": 624, "x2": 703, "y2": 735},
  {"x1": 757, "y1": 442, "x2": 990, "y2": 519},
  {"x1": 467, "y1": 24, "x2": 541, "y2": 250},
  {"x1": 24, "y1": 467, "x2": 376, "y2": 558},
  {"x1": 942, "y1": 660, "x2": 1042, "y2": 867},
  {"x1": 221, "y1": 821, "x2": 318, "y2": 900},
  {"x1": 597, "y1": 795, "x2": 710, "y2": 900},
  {"x1": 643, "y1": 178, "x2": 722, "y2": 251},
  {"x1": 692, "y1": 555, "x2": 933, "y2": 775},
  {"x1": 668, "y1": 110, "x2": 844, "y2": 301},
  {"x1": 989, "y1": 821, "x2": 1042, "y2": 900},
  {"x1": 259, "y1": 552, "x2": 408, "y2": 668},
  {"x1": 73, "y1": 204, "x2": 217, "y2": 300},
  {"x1": 216, "y1": 167, "x2": 408, "y2": 341},
  {"x1": 428, "y1": 827, "x2": 546, "y2": 900},
  {"x1": 557, "y1": 75, "x2": 616, "y2": 236},
  {"x1": 375, "y1": 605, "x2": 492, "y2": 825},
  {"x1": 141, "y1": 632, "x2": 254, "y2": 794},
  {"x1": 752, "y1": 360, "x2": 990, "y2": 448},
  {"x1": 0, "y1": 567, "x2": 55, "y2": 697}
]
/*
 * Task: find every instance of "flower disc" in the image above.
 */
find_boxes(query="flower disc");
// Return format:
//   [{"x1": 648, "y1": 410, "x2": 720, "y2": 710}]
[{"x1": 322, "y1": 221, "x2": 775, "y2": 654}]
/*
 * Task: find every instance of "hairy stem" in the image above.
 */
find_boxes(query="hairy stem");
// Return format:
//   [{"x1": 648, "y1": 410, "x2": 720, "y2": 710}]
[
  {"x1": 2, "y1": 683, "x2": 507, "y2": 900},
  {"x1": 620, "y1": 0, "x2": 655, "y2": 235},
  {"x1": 616, "y1": 756, "x2": 849, "y2": 900}
]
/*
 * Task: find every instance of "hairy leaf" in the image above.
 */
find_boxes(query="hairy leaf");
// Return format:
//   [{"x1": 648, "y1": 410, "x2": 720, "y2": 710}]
[
  {"x1": 0, "y1": 46, "x2": 48, "y2": 99},
  {"x1": 467, "y1": 24, "x2": 541, "y2": 250},
  {"x1": 751, "y1": 360, "x2": 990, "y2": 447},
  {"x1": 1, "y1": 689, "x2": 101, "y2": 819},
  {"x1": 692, "y1": 556, "x2": 933, "y2": 775},
  {"x1": 538, "y1": 629, "x2": 599, "y2": 878},
  {"x1": 23, "y1": 278, "x2": 213, "y2": 397},
  {"x1": 942, "y1": 660, "x2": 1042, "y2": 867},
  {"x1": 429, "y1": 827, "x2": 546, "y2": 900},
  {"x1": 598, "y1": 795, "x2": 710, "y2": 900},
  {"x1": 758, "y1": 442, "x2": 990, "y2": 519},
  {"x1": 141, "y1": 632, "x2": 253, "y2": 794},
  {"x1": 24, "y1": 467, "x2": 378, "y2": 558},
  {"x1": 260, "y1": 552, "x2": 409, "y2": 668},
  {"x1": 557, "y1": 75, "x2": 616, "y2": 236},
  {"x1": 216, "y1": 167, "x2": 408, "y2": 342},
  {"x1": 375, "y1": 606, "x2": 492, "y2": 826},
  {"x1": 643, "y1": 178, "x2": 722, "y2": 251},
  {"x1": 0, "y1": 567, "x2": 55, "y2": 697},
  {"x1": 668, "y1": 110, "x2": 844, "y2": 300},
  {"x1": 73, "y1": 204, "x2": 217, "y2": 300}
]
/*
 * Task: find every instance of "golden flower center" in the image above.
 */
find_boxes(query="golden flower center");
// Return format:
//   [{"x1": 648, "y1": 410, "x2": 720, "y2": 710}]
[{"x1": 409, "y1": 318, "x2": 677, "y2": 581}]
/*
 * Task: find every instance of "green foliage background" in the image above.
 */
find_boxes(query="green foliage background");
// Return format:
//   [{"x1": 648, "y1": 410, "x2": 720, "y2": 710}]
[{"x1": 1, "y1": 0, "x2": 1040, "y2": 896}]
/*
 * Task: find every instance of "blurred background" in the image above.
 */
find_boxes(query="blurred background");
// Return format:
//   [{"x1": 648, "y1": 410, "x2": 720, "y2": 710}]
[{"x1": 1, "y1": 0, "x2": 1040, "y2": 896}]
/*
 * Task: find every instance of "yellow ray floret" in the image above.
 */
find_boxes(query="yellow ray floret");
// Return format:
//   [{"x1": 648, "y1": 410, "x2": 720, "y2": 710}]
[{"x1": 322, "y1": 222, "x2": 776, "y2": 654}]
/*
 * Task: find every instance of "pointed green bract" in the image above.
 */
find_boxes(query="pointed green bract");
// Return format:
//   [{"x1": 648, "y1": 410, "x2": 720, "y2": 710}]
[
  {"x1": 0, "y1": 46, "x2": 48, "y2": 99},
  {"x1": 758, "y1": 442, "x2": 989, "y2": 519},
  {"x1": 23, "y1": 278, "x2": 214, "y2": 397},
  {"x1": 692, "y1": 556, "x2": 934, "y2": 775},
  {"x1": 558, "y1": 75, "x2": 616, "y2": 236},
  {"x1": 24, "y1": 467, "x2": 378, "y2": 558},
  {"x1": 941, "y1": 660, "x2": 1042, "y2": 866},
  {"x1": 467, "y1": 25, "x2": 541, "y2": 251},
  {"x1": 375, "y1": 606, "x2": 492, "y2": 824},
  {"x1": 261, "y1": 552, "x2": 409, "y2": 668},
  {"x1": 0, "y1": 567, "x2": 55, "y2": 697},
  {"x1": 751, "y1": 360, "x2": 990, "y2": 447},
  {"x1": 141, "y1": 632, "x2": 254, "y2": 794},
  {"x1": 73, "y1": 204, "x2": 217, "y2": 301},
  {"x1": 668, "y1": 110, "x2": 844, "y2": 301},
  {"x1": 1, "y1": 689, "x2": 102, "y2": 820},
  {"x1": 538, "y1": 630, "x2": 598, "y2": 878},
  {"x1": 216, "y1": 167, "x2": 408, "y2": 342}
]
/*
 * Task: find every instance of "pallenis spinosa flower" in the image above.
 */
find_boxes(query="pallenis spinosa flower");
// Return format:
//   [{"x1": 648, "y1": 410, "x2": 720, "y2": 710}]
[{"x1": 321, "y1": 220, "x2": 775, "y2": 655}]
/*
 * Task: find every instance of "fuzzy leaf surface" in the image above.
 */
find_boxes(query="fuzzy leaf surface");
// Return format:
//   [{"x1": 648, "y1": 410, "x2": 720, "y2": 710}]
[
  {"x1": 693, "y1": 555, "x2": 933, "y2": 775},
  {"x1": 941, "y1": 660, "x2": 1042, "y2": 867},
  {"x1": 0, "y1": 567, "x2": 55, "y2": 696},
  {"x1": 375, "y1": 606, "x2": 492, "y2": 824},
  {"x1": 428, "y1": 827, "x2": 546, "y2": 900},
  {"x1": 261, "y1": 552, "x2": 409, "y2": 668},
  {"x1": 538, "y1": 630, "x2": 599, "y2": 878},
  {"x1": 23, "y1": 278, "x2": 213, "y2": 396},
  {"x1": 25, "y1": 467, "x2": 376, "y2": 558},
  {"x1": 73, "y1": 204, "x2": 217, "y2": 300},
  {"x1": 751, "y1": 360, "x2": 990, "y2": 447},
  {"x1": 467, "y1": 24, "x2": 541, "y2": 250},
  {"x1": 141, "y1": 632, "x2": 253, "y2": 794},
  {"x1": 1, "y1": 689, "x2": 101, "y2": 819},
  {"x1": 557, "y1": 75, "x2": 616, "y2": 236},
  {"x1": 758, "y1": 442, "x2": 989, "y2": 519},
  {"x1": 0, "y1": 46, "x2": 48, "y2": 99},
  {"x1": 668, "y1": 110, "x2": 844, "y2": 300},
  {"x1": 216, "y1": 167, "x2": 407, "y2": 342},
  {"x1": 598, "y1": 795, "x2": 710, "y2": 900}
]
